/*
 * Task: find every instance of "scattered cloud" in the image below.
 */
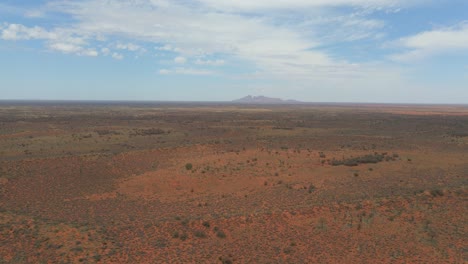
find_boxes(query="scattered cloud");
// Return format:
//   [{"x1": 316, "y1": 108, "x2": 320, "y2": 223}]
[
  {"x1": 34, "y1": 0, "x2": 401, "y2": 81},
  {"x1": 1, "y1": 23, "x2": 51, "y2": 40},
  {"x1": 101, "y1": 47, "x2": 111, "y2": 56},
  {"x1": 2, "y1": 0, "x2": 467, "y2": 103},
  {"x1": 48, "y1": 42, "x2": 82, "y2": 53},
  {"x1": 174, "y1": 56, "x2": 187, "y2": 64},
  {"x1": 195, "y1": 59, "x2": 225, "y2": 66},
  {"x1": 304, "y1": 14, "x2": 386, "y2": 43},
  {"x1": 0, "y1": 23, "x2": 92, "y2": 56},
  {"x1": 48, "y1": 42, "x2": 97, "y2": 56},
  {"x1": 115, "y1": 43, "x2": 145, "y2": 52},
  {"x1": 1, "y1": 0, "x2": 464, "y2": 89},
  {"x1": 112, "y1": 53, "x2": 123, "y2": 60},
  {"x1": 159, "y1": 67, "x2": 214, "y2": 75},
  {"x1": 81, "y1": 49, "x2": 98, "y2": 57},
  {"x1": 155, "y1": 44, "x2": 180, "y2": 52},
  {"x1": 391, "y1": 22, "x2": 468, "y2": 62},
  {"x1": 159, "y1": 69, "x2": 171, "y2": 75},
  {"x1": 24, "y1": 9, "x2": 46, "y2": 18},
  {"x1": 195, "y1": 0, "x2": 408, "y2": 11}
]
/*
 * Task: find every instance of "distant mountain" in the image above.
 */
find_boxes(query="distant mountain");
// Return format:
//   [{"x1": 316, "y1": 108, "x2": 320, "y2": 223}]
[{"x1": 232, "y1": 95, "x2": 301, "y2": 104}]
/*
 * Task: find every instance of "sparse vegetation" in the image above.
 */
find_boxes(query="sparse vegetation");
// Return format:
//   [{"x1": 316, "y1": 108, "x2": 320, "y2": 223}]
[
  {"x1": 0, "y1": 103, "x2": 465, "y2": 263},
  {"x1": 430, "y1": 189, "x2": 444, "y2": 197},
  {"x1": 216, "y1": 230, "x2": 226, "y2": 238},
  {"x1": 194, "y1": 230, "x2": 207, "y2": 238},
  {"x1": 131, "y1": 128, "x2": 168, "y2": 136},
  {"x1": 308, "y1": 184, "x2": 316, "y2": 193},
  {"x1": 95, "y1": 129, "x2": 121, "y2": 136},
  {"x1": 219, "y1": 256, "x2": 233, "y2": 264},
  {"x1": 329, "y1": 153, "x2": 398, "y2": 167},
  {"x1": 283, "y1": 247, "x2": 293, "y2": 254},
  {"x1": 179, "y1": 232, "x2": 188, "y2": 241}
]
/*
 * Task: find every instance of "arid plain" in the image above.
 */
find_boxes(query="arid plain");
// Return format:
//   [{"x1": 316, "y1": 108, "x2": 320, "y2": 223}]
[{"x1": 0, "y1": 102, "x2": 466, "y2": 263}]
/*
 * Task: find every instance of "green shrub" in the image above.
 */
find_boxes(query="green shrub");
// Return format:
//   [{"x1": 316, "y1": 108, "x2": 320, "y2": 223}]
[
  {"x1": 430, "y1": 189, "x2": 444, "y2": 197},
  {"x1": 194, "y1": 230, "x2": 207, "y2": 238},
  {"x1": 219, "y1": 257, "x2": 233, "y2": 264},
  {"x1": 216, "y1": 230, "x2": 226, "y2": 238},
  {"x1": 185, "y1": 163, "x2": 193, "y2": 170},
  {"x1": 180, "y1": 233, "x2": 188, "y2": 241},
  {"x1": 93, "y1": 255, "x2": 102, "y2": 261},
  {"x1": 330, "y1": 153, "x2": 386, "y2": 167}
]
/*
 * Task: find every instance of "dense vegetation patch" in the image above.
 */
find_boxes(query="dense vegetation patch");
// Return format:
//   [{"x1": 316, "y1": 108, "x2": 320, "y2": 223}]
[
  {"x1": 130, "y1": 128, "x2": 169, "y2": 136},
  {"x1": 329, "y1": 152, "x2": 399, "y2": 167}
]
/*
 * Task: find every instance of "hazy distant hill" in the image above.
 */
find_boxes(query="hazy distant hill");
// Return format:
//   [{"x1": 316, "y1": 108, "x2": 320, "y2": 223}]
[{"x1": 233, "y1": 95, "x2": 301, "y2": 104}]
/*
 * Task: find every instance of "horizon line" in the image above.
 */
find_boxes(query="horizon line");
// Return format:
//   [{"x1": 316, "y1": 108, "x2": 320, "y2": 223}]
[{"x1": 0, "y1": 99, "x2": 467, "y2": 107}]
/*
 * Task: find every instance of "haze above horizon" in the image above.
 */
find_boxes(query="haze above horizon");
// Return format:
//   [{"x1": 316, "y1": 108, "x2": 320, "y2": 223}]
[{"x1": 1, "y1": 1, "x2": 467, "y2": 103}]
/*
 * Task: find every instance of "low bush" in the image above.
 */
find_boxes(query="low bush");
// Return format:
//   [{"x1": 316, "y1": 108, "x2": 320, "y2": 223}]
[
  {"x1": 216, "y1": 230, "x2": 226, "y2": 238},
  {"x1": 194, "y1": 230, "x2": 207, "y2": 238},
  {"x1": 329, "y1": 153, "x2": 395, "y2": 167}
]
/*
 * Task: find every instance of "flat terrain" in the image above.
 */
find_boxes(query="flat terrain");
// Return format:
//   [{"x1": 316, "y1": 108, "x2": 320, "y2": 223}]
[{"x1": 0, "y1": 102, "x2": 467, "y2": 263}]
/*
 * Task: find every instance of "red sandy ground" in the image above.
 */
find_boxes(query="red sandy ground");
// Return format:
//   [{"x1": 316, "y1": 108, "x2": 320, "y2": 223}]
[{"x1": 0, "y1": 104, "x2": 466, "y2": 263}]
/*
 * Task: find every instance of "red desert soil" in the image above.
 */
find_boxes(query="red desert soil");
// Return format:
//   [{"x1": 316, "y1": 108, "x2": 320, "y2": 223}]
[{"x1": 0, "y1": 103, "x2": 466, "y2": 263}]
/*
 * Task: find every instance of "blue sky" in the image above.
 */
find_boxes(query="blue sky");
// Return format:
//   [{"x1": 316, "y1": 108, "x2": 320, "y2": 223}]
[{"x1": 1, "y1": 0, "x2": 467, "y2": 103}]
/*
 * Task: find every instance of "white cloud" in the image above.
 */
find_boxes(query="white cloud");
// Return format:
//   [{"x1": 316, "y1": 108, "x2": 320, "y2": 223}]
[
  {"x1": 196, "y1": 0, "x2": 408, "y2": 11},
  {"x1": 81, "y1": 49, "x2": 98, "y2": 57},
  {"x1": 174, "y1": 56, "x2": 187, "y2": 64},
  {"x1": 155, "y1": 44, "x2": 180, "y2": 52},
  {"x1": 112, "y1": 53, "x2": 124, "y2": 60},
  {"x1": 391, "y1": 22, "x2": 468, "y2": 62},
  {"x1": 48, "y1": 42, "x2": 98, "y2": 56},
  {"x1": 1, "y1": 23, "x2": 50, "y2": 40},
  {"x1": 101, "y1": 47, "x2": 111, "y2": 55},
  {"x1": 0, "y1": 3, "x2": 44, "y2": 19},
  {"x1": 116, "y1": 43, "x2": 145, "y2": 52},
  {"x1": 159, "y1": 67, "x2": 214, "y2": 75},
  {"x1": 159, "y1": 69, "x2": 171, "y2": 75},
  {"x1": 24, "y1": 10, "x2": 46, "y2": 18},
  {"x1": 156, "y1": 45, "x2": 171, "y2": 51},
  {"x1": 2, "y1": 0, "x2": 466, "y2": 103},
  {"x1": 0, "y1": 0, "x2": 429, "y2": 83},
  {"x1": 176, "y1": 68, "x2": 213, "y2": 75},
  {"x1": 195, "y1": 59, "x2": 225, "y2": 66},
  {"x1": 0, "y1": 23, "x2": 97, "y2": 57},
  {"x1": 304, "y1": 14, "x2": 386, "y2": 43},
  {"x1": 49, "y1": 42, "x2": 82, "y2": 53},
  {"x1": 39, "y1": 0, "x2": 412, "y2": 82}
]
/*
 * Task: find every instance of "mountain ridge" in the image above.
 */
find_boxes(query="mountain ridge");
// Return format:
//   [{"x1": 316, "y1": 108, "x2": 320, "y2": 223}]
[{"x1": 232, "y1": 95, "x2": 302, "y2": 104}]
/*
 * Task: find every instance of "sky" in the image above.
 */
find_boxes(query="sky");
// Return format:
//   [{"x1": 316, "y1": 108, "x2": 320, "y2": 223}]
[{"x1": 1, "y1": 0, "x2": 467, "y2": 103}]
